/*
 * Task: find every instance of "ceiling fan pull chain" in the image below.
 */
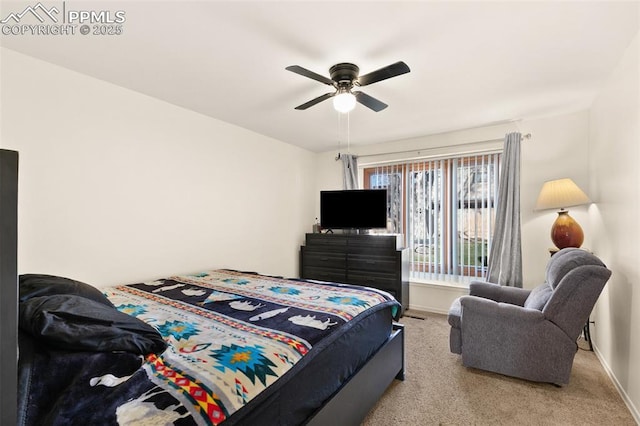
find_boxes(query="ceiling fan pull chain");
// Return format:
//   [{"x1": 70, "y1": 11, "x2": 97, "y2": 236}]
[
  {"x1": 338, "y1": 112, "x2": 342, "y2": 158},
  {"x1": 347, "y1": 112, "x2": 351, "y2": 154}
]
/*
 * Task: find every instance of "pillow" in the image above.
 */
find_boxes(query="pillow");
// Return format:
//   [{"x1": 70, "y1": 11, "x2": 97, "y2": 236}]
[
  {"x1": 19, "y1": 274, "x2": 114, "y2": 307},
  {"x1": 523, "y1": 283, "x2": 553, "y2": 311},
  {"x1": 19, "y1": 294, "x2": 167, "y2": 355}
]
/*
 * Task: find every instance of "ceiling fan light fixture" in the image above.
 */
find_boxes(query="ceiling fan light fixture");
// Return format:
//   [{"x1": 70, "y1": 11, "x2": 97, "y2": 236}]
[{"x1": 333, "y1": 91, "x2": 356, "y2": 113}]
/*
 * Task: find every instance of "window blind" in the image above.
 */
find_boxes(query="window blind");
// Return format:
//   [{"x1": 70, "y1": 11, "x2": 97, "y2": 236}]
[{"x1": 364, "y1": 152, "x2": 501, "y2": 279}]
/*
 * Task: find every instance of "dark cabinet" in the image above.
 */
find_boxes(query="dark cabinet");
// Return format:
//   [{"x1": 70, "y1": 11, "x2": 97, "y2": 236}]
[{"x1": 300, "y1": 233, "x2": 409, "y2": 314}]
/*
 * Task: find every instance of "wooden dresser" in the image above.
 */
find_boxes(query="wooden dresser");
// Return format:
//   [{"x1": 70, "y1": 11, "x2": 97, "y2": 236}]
[{"x1": 300, "y1": 233, "x2": 409, "y2": 314}]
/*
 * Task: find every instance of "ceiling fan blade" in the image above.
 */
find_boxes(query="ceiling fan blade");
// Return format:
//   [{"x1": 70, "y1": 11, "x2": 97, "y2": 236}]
[
  {"x1": 354, "y1": 91, "x2": 388, "y2": 112},
  {"x1": 357, "y1": 61, "x2": 410, "y2": 87},
  {"x1": 294, "y1": 92, "x2": 335, "y2": 110},
  {"x1": 286, "y1": 65, "x2": 335, "y2": 86}
]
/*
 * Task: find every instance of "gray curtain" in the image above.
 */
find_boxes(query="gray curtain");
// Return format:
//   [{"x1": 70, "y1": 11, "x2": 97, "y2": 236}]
[
  {"x1": 487, "y1": 132, "x2": 522, "y2": 287},
  {"x1": 341, "y1": 154, "x2": 358, "y2": 189}
]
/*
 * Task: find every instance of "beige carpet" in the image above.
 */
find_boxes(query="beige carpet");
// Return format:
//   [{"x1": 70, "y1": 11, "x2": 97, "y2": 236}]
[{"x1": 362, "y1": 311, "x2": 636, "y2": 425}]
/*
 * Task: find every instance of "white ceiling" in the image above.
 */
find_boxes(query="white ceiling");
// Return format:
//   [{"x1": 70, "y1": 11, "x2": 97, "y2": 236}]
[{"x1": 1, "y1": 1, "x2": 638, "y2": 152}]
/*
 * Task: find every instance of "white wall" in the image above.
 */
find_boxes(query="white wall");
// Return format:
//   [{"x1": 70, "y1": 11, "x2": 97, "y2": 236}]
[
  {"x1": 0, "y1": 48, "x2": 316, "y2": 287},
  {"x1": 314, "y1": 110, "x2": 591, "y2": 312},
  {"x1": 588, "y1": 32, "x2": 640, "y2": 421}
]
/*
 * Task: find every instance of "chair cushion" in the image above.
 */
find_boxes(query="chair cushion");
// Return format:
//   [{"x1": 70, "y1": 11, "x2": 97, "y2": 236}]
[
  {"x1": 546, "y1": 248, "x2": 606, "y2": 289},
  {"x1": 523, "y1": 283, "x2": 553, "y2": 310},
  {"x1": 448, "y1": 297, "x2": 462, "y2": 328}
]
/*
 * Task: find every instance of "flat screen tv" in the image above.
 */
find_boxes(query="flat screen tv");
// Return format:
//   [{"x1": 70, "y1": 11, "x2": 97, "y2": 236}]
[{"x1": 320, "y1": 189, "x2": 387, "y2": 230}]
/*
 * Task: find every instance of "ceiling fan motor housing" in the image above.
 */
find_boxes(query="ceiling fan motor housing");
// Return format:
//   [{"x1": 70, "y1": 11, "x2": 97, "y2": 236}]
[{"x1": 329, "y1": 63, "x2": 360, "y2": 87}]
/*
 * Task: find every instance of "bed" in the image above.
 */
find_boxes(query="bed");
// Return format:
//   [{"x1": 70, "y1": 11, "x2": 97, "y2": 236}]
[{"x1": 15, "y1": 271, "x2": 403, "y2": 425}]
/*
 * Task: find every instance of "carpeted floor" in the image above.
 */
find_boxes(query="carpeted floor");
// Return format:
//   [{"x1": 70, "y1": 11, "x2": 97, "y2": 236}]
[{"x1": 362, "y1": 311, "x2": 636, "y2": 425}]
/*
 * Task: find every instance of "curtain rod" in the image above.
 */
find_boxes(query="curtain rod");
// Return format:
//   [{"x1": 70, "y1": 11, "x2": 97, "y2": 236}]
[{"x1": 335, "y1": 133, "x2": 531, "y2": 161}]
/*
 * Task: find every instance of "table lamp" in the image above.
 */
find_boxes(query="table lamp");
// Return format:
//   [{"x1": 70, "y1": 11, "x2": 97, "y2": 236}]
[{"x1": 535, "y1": 178, "x2": 591, "y2": 249}]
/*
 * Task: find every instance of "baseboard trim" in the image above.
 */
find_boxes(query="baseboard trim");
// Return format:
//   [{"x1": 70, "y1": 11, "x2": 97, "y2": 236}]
[
  {"x1": 408, "y1": 303, "x2": 449, "y2": 315},
  {"x1": 408, "y1": 281, "x2": 467, "y2": 315},
  {"x1": 593, "y1": 343, "x2": 640, "y2": 424}
]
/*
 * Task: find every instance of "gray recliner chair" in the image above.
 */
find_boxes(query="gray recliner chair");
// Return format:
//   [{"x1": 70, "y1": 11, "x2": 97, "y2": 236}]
[{"x1": 448, "y1": 248, "x2": 611, "y2": 385}]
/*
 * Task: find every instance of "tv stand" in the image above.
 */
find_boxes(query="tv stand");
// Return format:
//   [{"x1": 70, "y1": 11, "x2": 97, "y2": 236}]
[{"x1": 300, "y1": 233, "x2": 409, "y2": 315}]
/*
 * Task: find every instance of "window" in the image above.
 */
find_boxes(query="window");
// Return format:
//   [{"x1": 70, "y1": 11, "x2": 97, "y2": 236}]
[{"x1": 363, "y1": 152, "x2": 501, "y2": 279}]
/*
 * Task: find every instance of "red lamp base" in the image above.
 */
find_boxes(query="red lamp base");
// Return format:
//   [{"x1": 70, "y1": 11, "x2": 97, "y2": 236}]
[{"x1": 551, "y1": 210, "x2": 584, "y2": 249}]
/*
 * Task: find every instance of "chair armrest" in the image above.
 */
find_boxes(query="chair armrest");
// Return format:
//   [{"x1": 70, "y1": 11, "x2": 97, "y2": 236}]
[
  {"x1": 469, "y1": 281, "x2": 531, "y2": 306},
  {"x1": 460, "y1": 295, "x2": 544, "y2": 323}
]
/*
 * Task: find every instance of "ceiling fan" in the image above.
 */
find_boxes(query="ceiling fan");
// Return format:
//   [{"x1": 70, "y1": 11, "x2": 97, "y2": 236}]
[{"x1": 286, "y1": 61, "x2": 410, "y2": 113}]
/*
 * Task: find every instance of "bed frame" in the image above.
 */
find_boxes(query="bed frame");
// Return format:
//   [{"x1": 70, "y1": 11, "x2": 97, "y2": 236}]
[
  {"x1": 0, "y1": 149, "x2": 18, "y2": 425},
  {"x1": 307, "y1": 322, "x2": 405, "y2": 425},
  {"x1": 1, "y1": 148, "x2": 404, "y2": 424}
]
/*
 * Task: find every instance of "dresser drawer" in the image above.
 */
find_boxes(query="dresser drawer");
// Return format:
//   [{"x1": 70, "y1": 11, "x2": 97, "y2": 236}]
[
  {"x1": 347, "y1": 271, "x2": 397, "y2": 291},
  {"x1": 305, "y1": 233, "x2": 348, "y2": 250},
  {"x1": 347, "y1": 234, "x2": 400, "y2": 252},
  {"x1": 348, "y1": 254, "x2": 397, "y2": 274},
  {"x1": 301, "y1": 248, "x2": 346, "y2": 269},
  {"x1": 348, "y1": 245, "x2": 398, "y2": 256},
  {"x1": 302, "y1": 267, "x2": 347, "y2": 284}
]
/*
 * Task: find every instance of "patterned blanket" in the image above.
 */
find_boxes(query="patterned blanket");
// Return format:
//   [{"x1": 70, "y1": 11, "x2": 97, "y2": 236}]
[{"x1": 101, "y1": 269, "x2": 398, "y2": 425}]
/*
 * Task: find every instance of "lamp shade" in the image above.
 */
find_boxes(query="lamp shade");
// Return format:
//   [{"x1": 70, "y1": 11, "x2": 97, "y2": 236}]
[{"x1": 535, "y1": 178, "x2": 590, "y2": 211}]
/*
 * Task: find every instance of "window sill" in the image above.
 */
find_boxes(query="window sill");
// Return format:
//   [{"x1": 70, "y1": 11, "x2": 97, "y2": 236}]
[{"x1": 410, "y1": 274, "x2": 478, "y2": 289}]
